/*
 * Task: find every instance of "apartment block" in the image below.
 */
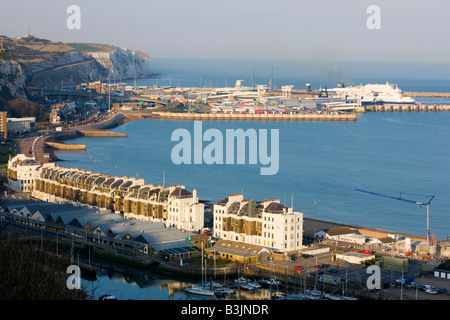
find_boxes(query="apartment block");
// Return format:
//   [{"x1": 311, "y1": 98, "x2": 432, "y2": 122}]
[
  {"x1": 213, "y1": 194, "x2": 303, "y2": 253},
  {"x1": 7, "y1": 155, "x2": 205, "y2": 232}
]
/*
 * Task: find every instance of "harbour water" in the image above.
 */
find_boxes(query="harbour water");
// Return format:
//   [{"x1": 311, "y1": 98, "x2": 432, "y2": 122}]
[
  {"x1": 81, "y1": 268, "x2": 276, "y2": 301},
  {"x1": 56, "y1": 112, "x2": 450, "y2": 240},
  {"x1": 78, "y1": 256, "x2": 279, "y2": 301}
]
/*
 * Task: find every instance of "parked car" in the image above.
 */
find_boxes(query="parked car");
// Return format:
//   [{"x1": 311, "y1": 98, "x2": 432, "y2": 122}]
[
  {"x1": 328, "y1": 269, "x2": 338, "y2": 273},
  {"x1": 321, "y1": 264, "x2": 331, "y2": 268},
  {"x1": 423, "y1": 285, "x2": 435, "y2": 291},
  {"x1": 302, "y1": 254, "x2": 313, "y2": 258},
  {"x1": 314, "y1": 265, "x2": 324, "y2": 269},
  {"x1": 361, "y1": 250, "x2": 372, "y2": 254},
  {"x1": 438, "y1": 288, "x2": 448, "y2": 294},
  {"x1": 294, "y1": 265, "x2": 303, "y2": 270},
  {"x1": 425, "y1": 288, "x2": 438, "y2": 295}
]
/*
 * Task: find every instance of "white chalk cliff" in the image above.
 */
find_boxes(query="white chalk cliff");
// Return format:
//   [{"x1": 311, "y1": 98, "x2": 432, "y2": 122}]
[
  {"x1": 88, "y1": 46, "x2": 151, "y2": 80},
  {"x1": 0, "y1": 58, "x2": 27, "y2": 98}
]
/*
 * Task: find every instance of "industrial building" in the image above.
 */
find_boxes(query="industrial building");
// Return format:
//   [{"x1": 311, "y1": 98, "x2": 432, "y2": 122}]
[
  {"x1": 6, "y1": 117, "x2": 35, "y2": 133},
  {"x1": 0, "y1": 194, "x2": 198, "y2": 258},
  {"x1": 206, "y1": 239, "x2": 271, "y2": 264},
  {"x1": 335, "y1": 252, "x2": 375, "y2": 265},
  {"x1": 315, "y1": 227, "x2": 369, "y2": 245}
]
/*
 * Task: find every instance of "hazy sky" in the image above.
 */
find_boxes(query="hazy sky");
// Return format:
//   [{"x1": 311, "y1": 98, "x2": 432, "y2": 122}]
[{"x1": 2, "y1": 0, "x2": 450, "y2": 63}]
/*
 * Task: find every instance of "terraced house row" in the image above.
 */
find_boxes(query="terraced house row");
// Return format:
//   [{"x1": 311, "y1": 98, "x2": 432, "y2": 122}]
[{"x1": 8, "y1": 155, "x2": 204, "y2": 232}]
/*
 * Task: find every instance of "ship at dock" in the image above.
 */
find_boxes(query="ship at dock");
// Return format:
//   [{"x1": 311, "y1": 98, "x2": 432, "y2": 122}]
[{"x1": 328, "y1": 82, "x2": 416, "y2": 106}]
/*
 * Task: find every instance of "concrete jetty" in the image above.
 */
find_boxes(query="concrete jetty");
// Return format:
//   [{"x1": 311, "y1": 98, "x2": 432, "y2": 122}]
[
  {"x1": 44, "y1": 141, "x2": 86, "y2": 150},
  {"x1": 77, "y1": 129, "x2": 127, "y2": 137},
  {"x1": 365, "y1": 104, "x2": 450, "y2": 112}
]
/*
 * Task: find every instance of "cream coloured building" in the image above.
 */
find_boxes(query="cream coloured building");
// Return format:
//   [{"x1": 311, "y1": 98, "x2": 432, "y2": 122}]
[
  {"x1": 213, "y1": 194, "x2": 303, "y2": 253},
  {"x1": 7, "y1": 154, "x2": 42, "y2": 193}
]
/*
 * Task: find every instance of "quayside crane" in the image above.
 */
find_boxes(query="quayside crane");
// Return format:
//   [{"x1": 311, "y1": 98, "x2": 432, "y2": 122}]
[{"x1": 355, "y1": 189, "x2": 435, "y2": 253}]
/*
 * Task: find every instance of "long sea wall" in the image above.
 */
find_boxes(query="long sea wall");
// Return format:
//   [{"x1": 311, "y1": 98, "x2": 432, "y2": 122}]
[
  {"x1": 151, "y1": 112, "x2": 357, "y2": 121},
  {"x1": 365, "y1": 104, "x2": 450, "y2": 112}
]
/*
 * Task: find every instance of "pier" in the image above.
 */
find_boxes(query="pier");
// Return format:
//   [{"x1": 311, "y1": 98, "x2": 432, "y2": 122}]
[
  {"x1": 44, "y1": 141, "x2": 86, "y2": 150},
  {"x1": 365, "y1": 104, "x2": 450, "y2": 112}
]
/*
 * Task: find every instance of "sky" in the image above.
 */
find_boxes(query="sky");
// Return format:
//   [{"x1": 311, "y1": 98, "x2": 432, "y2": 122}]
[{"x1": 1, "y1": 0, "x2": 450, "y2": 63}]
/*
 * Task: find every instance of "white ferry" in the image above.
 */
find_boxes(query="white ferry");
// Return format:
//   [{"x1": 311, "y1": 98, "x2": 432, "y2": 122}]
[{"x1": 329, "y1": 82, "x2": 415, "y2": 105}]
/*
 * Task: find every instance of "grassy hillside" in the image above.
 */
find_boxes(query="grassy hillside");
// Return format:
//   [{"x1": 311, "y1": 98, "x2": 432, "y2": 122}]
[{"x1": 67, "y1": 42, "x2": 114, "y2": 53}]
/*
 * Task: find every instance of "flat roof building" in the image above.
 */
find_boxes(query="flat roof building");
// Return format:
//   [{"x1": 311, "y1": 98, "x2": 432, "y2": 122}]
[
  {"x1": 213, "y1": 194, "x2": 303, "y2": 253},
  {"x1": 7, "y1": 117, "x2": 35, "y2": 133}
]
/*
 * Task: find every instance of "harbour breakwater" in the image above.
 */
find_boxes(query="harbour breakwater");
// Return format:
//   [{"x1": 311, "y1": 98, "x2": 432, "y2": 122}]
[
  {"x1": 365, "y1": 104, "x2": 450, "y2": 112},
  {"x1": 151, "y1": 112, "x2": 357, "y2": 121},
  {"x1": 44, "y1": 141, "x2": 86, "y2": 150},
  {"x1": 37, "y1": 113, "x2": 129, "y2": 162}
]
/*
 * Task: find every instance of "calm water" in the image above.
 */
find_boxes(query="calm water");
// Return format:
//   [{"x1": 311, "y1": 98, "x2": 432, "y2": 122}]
[
  {"x1": 56, "y1": 112, "x2": 450, "y2": 240},
  {"x1": 82, "y1": 272, "x2": 274, "y2": 301},
  {"x1": 61, "y1": 59, "x2": 449, "y2": 299}
]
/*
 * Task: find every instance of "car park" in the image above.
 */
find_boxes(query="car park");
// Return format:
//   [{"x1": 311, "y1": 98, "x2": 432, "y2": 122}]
[
  {"x1": 425, "y1": 288, "x2": 438, "y2": 295},
  {"x1": 328, "y1": 269, "x2": 338, "y2": 273},
  {"x1": 407, "y1": 282, "x2": 419, "y2": 288}
]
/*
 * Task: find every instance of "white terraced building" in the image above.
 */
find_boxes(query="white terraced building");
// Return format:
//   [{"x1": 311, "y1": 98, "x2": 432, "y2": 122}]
[
  {"x1": 7, "y1": 154, "x2": 42, "y2": 193},
  {"x1": 8, "y1": 154, "x2": 205, "y2": 232},
  {"x1": 213, "y1": 194, "x2": 303, "y2": 253}
]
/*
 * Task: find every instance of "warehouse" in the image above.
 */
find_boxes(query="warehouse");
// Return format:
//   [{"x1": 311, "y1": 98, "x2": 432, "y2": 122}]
[{"x1": 207, "y1": 239, "x2": 271, "y2": 263}]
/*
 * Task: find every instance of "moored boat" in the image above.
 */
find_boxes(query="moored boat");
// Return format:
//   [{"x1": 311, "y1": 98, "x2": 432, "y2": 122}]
[
  {"x1": 234, "y1": 276, "x2": 250, "y2": 284},
  {"x1": 259, "y1": 279, "x2": 281, "y2": 287},
  {"x1": 185, "y1": 285, "x2": 215, "y2": 297},
  {"x1": 214, "y1": 286, "x2": 235, "y2": 297}
]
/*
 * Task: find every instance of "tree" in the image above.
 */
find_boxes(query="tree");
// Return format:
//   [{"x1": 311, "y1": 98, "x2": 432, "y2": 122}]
[{"x1": 0, "y1": 229, "x2": 90, "y2": 300}]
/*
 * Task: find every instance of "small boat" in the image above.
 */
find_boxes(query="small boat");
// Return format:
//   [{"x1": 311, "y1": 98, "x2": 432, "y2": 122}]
[
  {"x1": 259, "y1": 279, "x2": 281, "y2": 287},
  {"x1": 214, "y1": 286, "x2": 235, "y2": 297},
  {"x1": 248, "y1": 281, "x2": 262, "y2": 290},
  {"x1": 240, "y1": 283, "x2": 256, "y2": 290},
  {"x1": 185, "y1": 285, "x2": 215, "y2": 297},
  {"x1": 184, "y1": 242, "x2": 215, "y2": 297},
  {"x1": 304, "y1": 288, "x2": 322, "y2": 299},
  {"x1": 99, "y1": 294, "x2": 118, "y2": 300},
  {"x1": 323, "y1": 293, "x2": 345, "y2": 300},
  {"x1": 234, "y1": 276, "x2": 250, "y2": 284}
]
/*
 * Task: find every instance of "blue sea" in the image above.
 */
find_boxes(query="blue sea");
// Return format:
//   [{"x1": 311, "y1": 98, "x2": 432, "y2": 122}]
[
  {"x1": 56, "y1": 113, "x2": 450, "y2": 240},
  {"x1": 56, "y1": 59, "x2": 450, "y2": 240}
]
